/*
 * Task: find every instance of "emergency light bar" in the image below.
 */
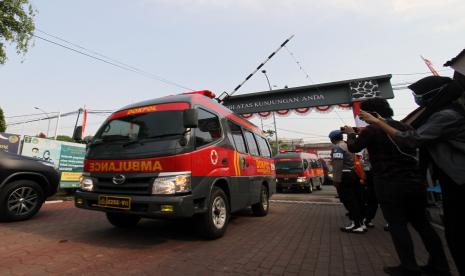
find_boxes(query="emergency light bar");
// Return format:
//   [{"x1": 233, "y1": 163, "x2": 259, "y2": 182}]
[
  {"x1": 183, "y1": 90, "x2": 216, "y2": 99},
  {"x1": 279, "y1": 150, "x2": 302, "y2": 153}
]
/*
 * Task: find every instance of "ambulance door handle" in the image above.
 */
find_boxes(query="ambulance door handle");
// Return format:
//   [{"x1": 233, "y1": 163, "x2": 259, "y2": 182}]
[{"x1": 221, "y1": 158, "x2": 228, "y2": 166}]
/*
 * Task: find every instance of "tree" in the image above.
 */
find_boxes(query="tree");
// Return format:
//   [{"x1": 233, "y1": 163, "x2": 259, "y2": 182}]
[
  {"x1": 0, "y1": 107, "x2": 6, "y2": 132},
  {"x1": 56, "y1": 135, "x2": 74, "y2": 142},
  {"x1": 0, "y1": 0, "x2": 36, "y2": 64}
]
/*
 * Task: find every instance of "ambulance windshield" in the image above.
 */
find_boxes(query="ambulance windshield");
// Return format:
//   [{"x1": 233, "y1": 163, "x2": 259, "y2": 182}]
[
  {"x1": 275, "y1": 160, "x2": 304, "y2": 174},
  {"x1": 87, "y1": 110, "x2": 192, "y2": 159}
]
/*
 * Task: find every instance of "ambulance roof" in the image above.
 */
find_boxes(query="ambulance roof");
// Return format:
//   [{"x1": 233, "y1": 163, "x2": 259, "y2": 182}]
[{"x1": 114, "y1": 93, "x2": 262, "y2": 135}]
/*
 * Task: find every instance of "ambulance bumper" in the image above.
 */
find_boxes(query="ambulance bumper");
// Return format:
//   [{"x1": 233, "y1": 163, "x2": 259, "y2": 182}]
[{"x1": 74, "y1": 190, "x2": 198, "y2": 218}]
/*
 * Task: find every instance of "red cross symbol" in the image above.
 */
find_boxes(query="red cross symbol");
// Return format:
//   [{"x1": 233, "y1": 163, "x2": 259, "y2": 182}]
[{"x1": 210, "y1": 150, "x2": 219, "y2": 165}]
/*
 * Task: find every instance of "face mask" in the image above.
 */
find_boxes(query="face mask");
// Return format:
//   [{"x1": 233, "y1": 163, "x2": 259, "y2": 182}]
[
  {"x1": 414, "y1": 94, "x2": 426, "y2": 106},
  {"x1": 412, "y1": 84, "x2": 447, "y2": 107}
]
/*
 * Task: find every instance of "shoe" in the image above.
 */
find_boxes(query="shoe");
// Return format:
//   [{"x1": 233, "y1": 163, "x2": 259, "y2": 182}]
[
  {"x1": 340, "y1": 221, "x2": 354, "y2": 232},
  {"x1": 350, "y1": 225, "x2": 365, "y2": 234},
  {"x1": 420, "y1": 265, "x2": 452, "y2": 276},
  {"x1": 384, "y1": 224, "x2": 390, "y2": 232},
  {"x1": 364, "y1": 219, "x2": 375, "y2": 228},
  {"x1": 383, "y1": 265, "x2": 421, "y2": 276},
  {"x1": 362, "y1": 223, "x2": 368, "y2": 232}
]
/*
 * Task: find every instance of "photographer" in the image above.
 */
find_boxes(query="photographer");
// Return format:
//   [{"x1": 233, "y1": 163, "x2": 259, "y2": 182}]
[
  {"x1": 342, "y1": 98, "x2": 450, "y2": 276},
  {"x1": 361, "y1": 74, "x2": 465, "y2": 276}
]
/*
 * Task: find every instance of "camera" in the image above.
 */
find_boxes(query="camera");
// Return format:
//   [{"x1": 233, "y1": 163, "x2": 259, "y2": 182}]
[{"x1": 340, "y1": 126, "x2": 359, "y2": 133}]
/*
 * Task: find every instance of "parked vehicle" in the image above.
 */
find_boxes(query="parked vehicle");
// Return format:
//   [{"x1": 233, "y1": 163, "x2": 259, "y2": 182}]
[
  {"x1": 0, "y1": 150, "x2": 60, "y2": 221},
  {"x1": 74, "y1": 90, "x2": 276, "y2": 239},
  {"x1": 274, "y1": 150, "x2": 324, "y2": 193}
]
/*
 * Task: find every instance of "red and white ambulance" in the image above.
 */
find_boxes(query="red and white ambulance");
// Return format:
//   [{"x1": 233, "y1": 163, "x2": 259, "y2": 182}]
[
  {"x1": 274, "y1": 150, "x2": 324, "y2": 193},
  {"x1": 74, "y1": 91, "x2": 275, "y2": 239}
]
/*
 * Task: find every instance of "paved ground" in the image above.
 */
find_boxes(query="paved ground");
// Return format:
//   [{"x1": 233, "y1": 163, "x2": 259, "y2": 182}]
[{"x1": 0, "y1": 187, "x2": 457, "y2": 276}]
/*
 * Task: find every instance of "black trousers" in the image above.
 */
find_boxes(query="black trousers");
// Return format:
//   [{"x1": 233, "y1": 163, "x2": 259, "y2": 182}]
[
  {"x1": 435, "y1": 167, "x2": 465, "y2": 276},
  {"x1": 339, "y1": 171, "x2": 363, "y2": 224},
  {"x1": 363, "y1": 170, "x2": 378, "y2": 222},
  {"x1": 376, "y1": 178, "x2": 449, "y2": 272}
]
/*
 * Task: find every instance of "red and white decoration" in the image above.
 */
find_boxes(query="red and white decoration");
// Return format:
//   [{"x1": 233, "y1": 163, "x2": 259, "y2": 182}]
[{"x1": 240, "y1": 103, "x2": 352, "y2": 119}]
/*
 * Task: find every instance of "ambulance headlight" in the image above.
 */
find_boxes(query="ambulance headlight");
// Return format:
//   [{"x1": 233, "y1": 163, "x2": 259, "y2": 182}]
[
  {"x1": 152, "y1": 173, "x2": 191, "y2": 195},
  {"x1": 297, "y1": 177, "x2": 307, "y2": 183},
  {"x1": 80, "y1": 176, "x2": 94, "y2": 191}
]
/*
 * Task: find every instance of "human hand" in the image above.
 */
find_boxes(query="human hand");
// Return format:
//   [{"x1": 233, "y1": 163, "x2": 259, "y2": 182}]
[
  {"x1": 359, "y1": 110, "x2": 381, "y2": 124},
  {"x1": 341, "y1": 126, "x2": 355, "y2": 134}
]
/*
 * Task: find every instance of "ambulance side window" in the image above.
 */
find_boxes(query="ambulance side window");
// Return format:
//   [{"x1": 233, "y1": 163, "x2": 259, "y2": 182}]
[
  {"x1": 227, "y1": 121, "x2": 247, "y2": 153},
  {"x1": 244, "y1": 131, "x2": 260, "y2": 156},
  {"x1": 195, "y1": 109, "x2": 222, "y2": 148},
  {"x1": 255, "y1": 134, "x2": 272, "y2": 158}
]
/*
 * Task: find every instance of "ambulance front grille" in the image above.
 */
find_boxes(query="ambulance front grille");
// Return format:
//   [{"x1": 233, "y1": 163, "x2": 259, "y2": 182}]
[
  {"x1": 278, "y1": 177, "x2": 297, "y2": 184},
  {"x1": 94, "y1": 177, "x2": 153, "y2": 195}
]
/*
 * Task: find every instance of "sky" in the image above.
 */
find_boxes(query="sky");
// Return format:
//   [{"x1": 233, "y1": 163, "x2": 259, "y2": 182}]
[{"x1": 1, "y1": 0, "x2": 464, "y2": 143}]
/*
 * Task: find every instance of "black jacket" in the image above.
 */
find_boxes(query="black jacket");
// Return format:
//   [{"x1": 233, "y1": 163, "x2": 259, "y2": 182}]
[
  {"x1": 395, "y1": 105, "x2": 465, "y2": 186},
  {"x1": 346, "y1": 119, "x2": 423, "y2": 183}
]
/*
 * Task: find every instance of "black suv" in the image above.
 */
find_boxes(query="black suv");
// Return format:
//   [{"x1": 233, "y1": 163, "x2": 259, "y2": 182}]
[{"x1": 0, "y1": 150, "x2": 60, "y2": 221}]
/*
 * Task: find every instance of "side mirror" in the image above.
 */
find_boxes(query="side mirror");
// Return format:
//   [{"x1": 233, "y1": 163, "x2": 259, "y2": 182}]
[
  {"x1": 183, "y1": 109, "x2": 198, "y2": 128},
  {"x1": 303, "y1": 160, "x2": 309, "y2": 170},
  {"x1": 73, "y1": 126, "x2": 83, "y2": 141}
]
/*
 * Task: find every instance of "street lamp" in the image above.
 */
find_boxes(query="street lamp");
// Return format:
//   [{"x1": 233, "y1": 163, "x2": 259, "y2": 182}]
[
  {"x1": 34, "y1": 107, "x2": 51, "y2": 138},
  {"x1": 261, "y1": 70, "x2": 280, "y2": 153}
]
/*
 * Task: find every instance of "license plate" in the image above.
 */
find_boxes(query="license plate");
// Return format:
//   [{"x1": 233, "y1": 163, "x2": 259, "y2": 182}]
[{"x1": 97, "y1": 195, "x2": 131, "y2": 210}]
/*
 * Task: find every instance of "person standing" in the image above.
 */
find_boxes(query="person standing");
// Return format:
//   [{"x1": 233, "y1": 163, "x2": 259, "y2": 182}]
[
  {"x1": 361, "y1": 75, "x2": 465, "y2": 276},
  {"x1": 344, "y1": 98, "x2": 450, "y2": 276},
  {"x1": 329, "y1": 130, "x2": 364, "y2": 233},
  {"x1": 360, "y1": 156, "x2": 378, "y2": 228}
]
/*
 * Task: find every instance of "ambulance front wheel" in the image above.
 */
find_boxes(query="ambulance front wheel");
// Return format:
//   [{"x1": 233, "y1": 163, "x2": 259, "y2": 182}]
[
  {"x1": 252, "y1": 184, "x2": 269, "y2": 217},
  {"x1": 106, "y1": 212, "x2": 141, "y2": 228},
  {"x1": 197, "y1": 187, "x2": 230, "y2": 239},
  {"x1": 307, "y1": 181, "x2": 313, "y2": 193}
]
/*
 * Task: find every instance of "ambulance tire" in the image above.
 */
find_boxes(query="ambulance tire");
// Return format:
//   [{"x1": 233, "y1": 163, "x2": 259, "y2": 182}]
[
  {"x1": 197, "y1": 187, "x2": 230, "y2": 239},
  {"x1": 252, "y1": 185, "x2": 269, "y2": 217},
  {"x1": 317, "y1": 178, "x2": 323, "y2": 190},
  {"x1": 307, "y1": 181, "x2": 313, "y2": 193},
  {"x1": 106, "y1": 212, "x2": 141, "y2": 228}
]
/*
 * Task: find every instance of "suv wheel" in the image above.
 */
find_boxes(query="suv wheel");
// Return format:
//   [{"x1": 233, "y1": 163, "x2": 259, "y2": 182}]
[
  {"x1": 197, "y1": 187, "x2": 230, "y2": 239},
  {"x1": 0, "y1": 180, "x2": 45, "y2": 222},
  {"x1": 106, "y1": 212, "x2": 141, "y2": 227},
  {"x1": 252, "y1": 185, "x2": 269, "y2": 216}
]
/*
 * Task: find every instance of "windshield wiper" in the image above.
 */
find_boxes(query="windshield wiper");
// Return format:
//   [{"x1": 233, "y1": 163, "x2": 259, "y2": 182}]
[
  {"x1": 122, "y1": 133, "x2": 184, "y2": 147},
  {"x1": 88, "y1": 136, "x2": 131, "y2": 147}
]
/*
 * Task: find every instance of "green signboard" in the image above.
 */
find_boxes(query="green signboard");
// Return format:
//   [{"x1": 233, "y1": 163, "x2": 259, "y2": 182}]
[{"x1": 21, "y1": 136, "x2": 86, "y2": 188}]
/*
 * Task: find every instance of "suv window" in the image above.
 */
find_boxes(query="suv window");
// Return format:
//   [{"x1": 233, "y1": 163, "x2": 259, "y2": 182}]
[
  {"x1": 227, "y1": 121, "x2": 247, "y2": 153},
  {"x1": 255, "y1": 134, "x2": 272, "y2": 158},
  {"x1": 244, "y1": 131, "x2": 260, "y2": 156},
  {"x1": 195, "y1": 109, "x2": 222, "y2": 148}
]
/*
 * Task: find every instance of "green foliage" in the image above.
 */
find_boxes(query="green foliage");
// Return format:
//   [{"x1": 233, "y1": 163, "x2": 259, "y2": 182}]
[
  {"x1": 0, "y1": 107, "x2": 6, "y2": 132},
  {"x1": 0, "y1": 0, "x2": 36, "y2": 64},
  {"x1": 56, "y1": 135, "x2": 74, "y2": 142}
]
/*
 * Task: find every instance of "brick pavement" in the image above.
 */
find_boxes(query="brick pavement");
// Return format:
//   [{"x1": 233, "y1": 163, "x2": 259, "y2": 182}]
[{"x1": 0, "y1": 194, "x2": 457, "y2": 276}]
